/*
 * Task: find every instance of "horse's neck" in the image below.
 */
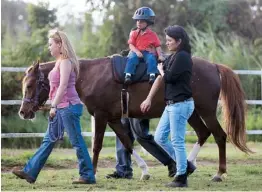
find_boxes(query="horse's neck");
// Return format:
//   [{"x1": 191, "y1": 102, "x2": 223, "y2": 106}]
[{"x1": 39, "y1": 61, "x2": 55, "y2": 78}]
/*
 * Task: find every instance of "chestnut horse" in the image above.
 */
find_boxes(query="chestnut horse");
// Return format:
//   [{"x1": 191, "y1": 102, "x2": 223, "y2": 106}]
[{"x1": 19, "y1": 56, "x2": 251, "y2": 181}]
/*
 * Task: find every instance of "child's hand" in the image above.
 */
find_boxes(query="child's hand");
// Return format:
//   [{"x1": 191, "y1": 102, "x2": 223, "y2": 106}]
[{"x1": 136, "y1": 51, "x2": 143, "y2": 58}]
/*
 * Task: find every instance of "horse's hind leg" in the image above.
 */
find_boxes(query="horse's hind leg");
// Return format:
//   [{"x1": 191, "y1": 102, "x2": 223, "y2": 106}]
[
  {"x1": 108, "y1": 119, "x2": 150, "y2": 180},
  {"x1": 202, "y1": 114, "x2": 227, "y2": 182},
  {"x1": 187, "y1": 110, "x2": 211, "y2": 165}
]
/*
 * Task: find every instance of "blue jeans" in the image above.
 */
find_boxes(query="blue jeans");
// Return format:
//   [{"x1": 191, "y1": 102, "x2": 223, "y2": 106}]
[
  {"x1": 23, "y1": 104, "x2": 95, "y2": 182},
  {"x1": 115, "y1": 118, "x2": 135, "y2": 177},
  {"x1": 125, "y1": 51, "x2": 158, "y2": 75},
  {"x1": 154, "y1": 99, "x2": 194, "y2": 175}
]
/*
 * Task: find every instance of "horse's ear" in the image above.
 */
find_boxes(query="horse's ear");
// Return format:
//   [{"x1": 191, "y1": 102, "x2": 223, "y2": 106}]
[
  {"x1": 33, "y1": 60, "x2": 39, "y2": 65},
  {"x1": 36, "y1": 60, "x2": 39, "y2": 67},
  {"x1": 33, "y1": 60, "x2": 40, "y2": 72}
]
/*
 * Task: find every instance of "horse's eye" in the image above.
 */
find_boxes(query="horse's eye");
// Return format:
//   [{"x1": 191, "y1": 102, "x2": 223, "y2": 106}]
[{"x1": 27, "y1": 85, "x2": 32, "y2": 89}]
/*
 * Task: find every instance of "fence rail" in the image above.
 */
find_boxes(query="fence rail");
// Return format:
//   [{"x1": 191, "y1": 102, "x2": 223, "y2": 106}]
[
  {"x1": 2, "y1": 130, "x2": 262, "y2": 138},
  {"x1": 2, "y1": 67, "x2": 262, "y2": 138},
  {"x1": 1, "y1": 67, "x2": 27, "y2": 72},
  {"x1": 2, "y1": 99, "x2": 262, "y2": 105},
  {"x1": 2, "y1": 67, "x2": 262, "y2": 74},
  {"x1": 1, "y1": 132, "x2": 115, "y2": 138}
]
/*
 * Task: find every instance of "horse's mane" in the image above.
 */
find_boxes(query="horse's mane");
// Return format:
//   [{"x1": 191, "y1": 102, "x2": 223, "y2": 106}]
[
  {"x1": 25, "y1": 65, "x2": 35, "y2": 74},
  {"x1": 39, "y1": 61, "x2": 56, "y2": 66}
]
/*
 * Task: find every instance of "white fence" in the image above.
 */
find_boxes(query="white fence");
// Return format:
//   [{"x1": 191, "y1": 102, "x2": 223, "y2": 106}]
[{"x1": 1, "y1": 67, "x2": 262, "y2": 138}]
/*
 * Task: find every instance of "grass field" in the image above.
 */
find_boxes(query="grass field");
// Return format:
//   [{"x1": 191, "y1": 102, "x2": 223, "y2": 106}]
[{"x1": 2, "y1": 143, "x2": 262, "y2": 191}]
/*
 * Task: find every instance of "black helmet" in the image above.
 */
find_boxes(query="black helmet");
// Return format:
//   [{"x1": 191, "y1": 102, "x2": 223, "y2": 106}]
[{"x1": 132, "y1": 7, "x2": 155, "y2": 25}]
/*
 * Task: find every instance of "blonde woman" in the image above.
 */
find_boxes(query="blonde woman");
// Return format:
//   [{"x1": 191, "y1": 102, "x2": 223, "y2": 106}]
[{"x1": 12, "y1": 30, "x2": 96, "y2": 184}]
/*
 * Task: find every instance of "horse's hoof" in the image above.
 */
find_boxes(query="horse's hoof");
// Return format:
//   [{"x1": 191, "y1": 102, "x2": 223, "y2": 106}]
[
  {"x1": 211, "y1": 175, "x2": 223, "y2": 182},
  {"x1": 140, "y1": 174, "x2": 150, "y2": 180},
  {"x1": 212, "y1": 173, "x2": 227, "y2": 182}
]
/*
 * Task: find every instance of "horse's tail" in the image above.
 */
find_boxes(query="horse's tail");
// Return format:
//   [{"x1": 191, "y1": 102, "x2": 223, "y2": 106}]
[{"x1": 217, "y1": 64, "x2": 253, "y2": 154}]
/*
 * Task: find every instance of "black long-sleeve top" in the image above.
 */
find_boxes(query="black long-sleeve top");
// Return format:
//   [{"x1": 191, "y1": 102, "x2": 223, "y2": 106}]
[{"x1": 163, "y1": 50, "x2": 193, "y2": 102}]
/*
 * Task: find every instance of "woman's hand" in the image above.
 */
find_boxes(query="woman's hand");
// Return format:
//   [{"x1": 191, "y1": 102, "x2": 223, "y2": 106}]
[
  {"x1": 140, "y1": 98, "x2": 152, "y2": 113},
  {"x1": 49, "y1": 108, "x2": 56, "y2": 118}
]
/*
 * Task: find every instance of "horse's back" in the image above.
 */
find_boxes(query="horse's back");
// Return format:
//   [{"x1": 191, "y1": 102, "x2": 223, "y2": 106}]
[
  {"x1": 75, "y1": 56, "x2": 221, "y2": 120},
  {"x1": 127, "y1": 56, "x2": 222, "y2": 118},
  {"x1": 77, "y1": 58, "x2": 122, "y2": 116},
  {"x1": 191, "y1": 57, "x2": 221, "y2": 111}
]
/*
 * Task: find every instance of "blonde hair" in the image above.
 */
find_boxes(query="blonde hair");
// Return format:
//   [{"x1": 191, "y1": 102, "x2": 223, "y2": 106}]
[{"x1": 48, "y1": 29, "x2": 80, "y2": 78}]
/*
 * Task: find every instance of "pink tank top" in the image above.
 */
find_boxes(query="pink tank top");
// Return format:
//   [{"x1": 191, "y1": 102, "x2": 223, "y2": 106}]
[{"x1": 48, "y1": 63, "x2": 81, "y2": 108}]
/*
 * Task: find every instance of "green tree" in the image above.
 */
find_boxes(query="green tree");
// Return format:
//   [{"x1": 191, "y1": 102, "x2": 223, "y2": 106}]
[
  {"x1": 1, "y1": 3, "x2": 59, "y2": 116},
  {"x1": 27, "y1": 2, "x2": 58, "y2": 31},
  {"x1": 85, "y1": 0, "x2": 262, "y2": 51},
  {"x1": 77, "y1": 12, "x2": 114, "y2": 58},
  {"x1": 1, "y1": 0, "x2": 28, "y2": 38}
]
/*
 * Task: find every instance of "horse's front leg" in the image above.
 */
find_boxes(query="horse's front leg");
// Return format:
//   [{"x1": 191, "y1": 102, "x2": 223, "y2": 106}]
[
  {"x1": 108, "y1": 119, "x2": 150, "y2": 180},
  {"x1": 92, "y1": 111, "x2": 107, "y2": 174}
]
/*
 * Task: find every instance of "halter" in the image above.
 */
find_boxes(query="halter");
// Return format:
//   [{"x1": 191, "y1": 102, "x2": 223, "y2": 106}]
[{"x1": 22, "y1": 70, "x2": 50, "y2": 111}]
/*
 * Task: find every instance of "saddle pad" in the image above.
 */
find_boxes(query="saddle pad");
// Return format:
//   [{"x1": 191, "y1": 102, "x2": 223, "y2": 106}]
[{"x1": 112, "y1": 55, "x2": 151, "y2": 84}]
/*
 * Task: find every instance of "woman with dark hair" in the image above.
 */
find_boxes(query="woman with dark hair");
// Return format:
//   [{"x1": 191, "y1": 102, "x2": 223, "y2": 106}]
[{"x1": 140, "y1": 25, "x2": 195, "y2": 188}]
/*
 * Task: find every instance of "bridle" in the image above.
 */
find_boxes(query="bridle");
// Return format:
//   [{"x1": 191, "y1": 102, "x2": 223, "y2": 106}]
[{"x1": 22, "y1": 70, "x2": 50, "y2": 112}]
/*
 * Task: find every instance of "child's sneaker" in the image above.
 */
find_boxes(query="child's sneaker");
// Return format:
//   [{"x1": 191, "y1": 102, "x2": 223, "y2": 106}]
[{"x1": 149, "y1": 74, "x2": 155, "y2": 85}]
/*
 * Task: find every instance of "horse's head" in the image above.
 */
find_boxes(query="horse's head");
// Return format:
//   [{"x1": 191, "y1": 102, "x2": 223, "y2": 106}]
[{"x1": 19, "y1": 61, "x2": 50, "y2": 119}]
